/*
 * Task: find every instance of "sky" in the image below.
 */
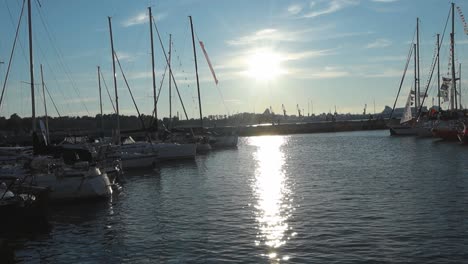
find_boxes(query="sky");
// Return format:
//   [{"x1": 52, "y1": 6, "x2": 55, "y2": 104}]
[{"x1": 1, "y1": 0, "x2": 468, "y2": 119}]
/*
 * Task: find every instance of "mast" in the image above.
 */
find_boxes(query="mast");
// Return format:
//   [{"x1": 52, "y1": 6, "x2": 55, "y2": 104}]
[
  {"x1": 189, "y1": 16, "x2": 203, "y2": 128},
  {"x1": 108, "y1": 17, "x2": 120, "y2": 144},
  {"x1": 373, "y1": 99, "x2": 376, "y2": 115},
  {"x1": 414, "y1": 43, "x2": 417, "y2": 114},
  {"x1": 98, "y1": 66, "x2": 104, "y2": 136},
  {"x1": 149, "y1": 7, "x2": 158, "y2": 130},
  {"x1": 28, "y1": 0, "x2": 36, "y2": 132},
  {"x1": 168, "y1": 34, "x2": 172, "y2": 129},
  {"x1": 451, "y1": 2, "x2": 457, "y2": 110},
  {"x1": 40, "y1": 64, "x2": 49, "y2": 143},
  {"x1": 460, "y1": 63, "x2": 462, "y2": 109},
  {"x1": 437, "y1": 33, "x2": 441, "y2": 109},
  {"x1": 416, "y1": 17, "x2": 420, "y2": 111}
]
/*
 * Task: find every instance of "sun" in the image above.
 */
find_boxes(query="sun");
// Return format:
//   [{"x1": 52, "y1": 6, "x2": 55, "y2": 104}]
[{"x1": 246, "y1": 49, "x2": 283, "y2": 81}]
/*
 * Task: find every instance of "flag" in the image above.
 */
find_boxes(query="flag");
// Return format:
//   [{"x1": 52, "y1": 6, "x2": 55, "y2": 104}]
[
  {"x1": 457, "y1": 6, "x2": 468, "y2": 35},
  {"x1": 199, "y1": 41, "x2": 218, "y2": 85}
]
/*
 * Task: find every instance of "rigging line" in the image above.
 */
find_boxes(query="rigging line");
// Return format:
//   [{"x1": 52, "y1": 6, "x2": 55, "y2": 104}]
[
  {"x1": 417, "y1": 39, "x2": 440, "y2": 119},
  {"x1": 389, "y1": 31, "x2": 416, "y2": 119},
  {"x1": 31, "y1": 22, "x2": 75, "y2": 115},
  {"x1": 44, "y1": 83, "x2": 61, "y2": 117},
  {"x1": 5, "y1": 0, "x2": 28, "y2": 65},
  {"x1": 440, "y1": 5, "x2": 452, "y2": 45},
  {"x1": 153, "y1": 17, "x2": 190, "y2": 121},
  {"x1": 438, "y1": 4, "x2": 452, "y2": 76},
  {"x1": 155, "y1": 61, "x2": 169, "y2": 105},
  {"x1": 99, "y1": 70, "x2": 116, "y2": 113},
  {"x1": 114, "y1": 51, "x2": 147, "y2": 130},
  {"x1": 216, "y1": 84, "x2": 230, "y2": 116},
  {"x1": 0, "y1": 0, "x2": 26, "y2": 111},
  {"x1": 176, "y1": 25, "x2": 189, "y2": 73},
  {"x1": 39, "y1": 59, "x2": 72, "y2": 114},
  {"x1": 421, "y1": 38, "x2": 439, "y2": 92},
  {"x1": 34, "y1": 2, "x2": 90, "y2": 115}
]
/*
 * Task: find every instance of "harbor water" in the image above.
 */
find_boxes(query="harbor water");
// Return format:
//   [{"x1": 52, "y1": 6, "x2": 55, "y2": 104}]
[{"x1": 9, "y1": 130, "x2": 468, "y2": 263}]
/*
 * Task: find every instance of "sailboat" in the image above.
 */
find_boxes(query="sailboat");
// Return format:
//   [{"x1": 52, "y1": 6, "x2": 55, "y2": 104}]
[
  {"x1": 390, "y1": 89, "x2": 417, "y2": 135},
  {"x1": 0, "y1": 0, "x2": 113, "y2": 201},
  {"x1": 389, "y1": 27, "x2": 421, "y2": 136},
  {"x1": 432, "y1": 2, "x2": 465, "y2": 141},
  {"x1": 107, "y1": 16, "x2": 159, "y2": 169},
  {"x1": 147, "y1": 9, "x2": 197, "y2": 159},
  {"x1": 108, "y1": 10, "x2": 196, "y2": 166},
  {"x1": 118, "y1": 8, "x2": 197, "y2": 162},
  {"x1": 188, "y1": 16, "x2": 238, "y2": 150}
]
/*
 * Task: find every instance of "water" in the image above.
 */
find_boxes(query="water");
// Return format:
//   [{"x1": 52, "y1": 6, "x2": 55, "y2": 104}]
[{"x1": 7, "y1": 130, "x2": 468, "y2": 263}]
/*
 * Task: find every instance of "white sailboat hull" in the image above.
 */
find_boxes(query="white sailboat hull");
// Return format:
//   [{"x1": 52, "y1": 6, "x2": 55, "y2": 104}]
[
  {"x1": 196, "y1": 142, "x2": 211, "y2": 153},
  {"x1": 211, "y1": 135, "x2": 238, "y2": 148},
  {"x1": 32, "y1": 168, "x2": 112, "y2": 200},
  {"x1": 154, "y1": 143, "x2": 196, "y2": 160},
  {"x1": 389, "y1": 126, "x2": 418, "y2": 136},
  {"x1": 121, "y1": 153, "x2": 158, "y2": 169},
  {"x1": 121, "y1": 141, "x2": 196, "y2": 161}
]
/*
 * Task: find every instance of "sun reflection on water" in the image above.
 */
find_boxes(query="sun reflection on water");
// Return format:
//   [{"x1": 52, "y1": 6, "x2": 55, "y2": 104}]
[{"x1": 250, "y1": 136, "x2": 292, "y2": 262}]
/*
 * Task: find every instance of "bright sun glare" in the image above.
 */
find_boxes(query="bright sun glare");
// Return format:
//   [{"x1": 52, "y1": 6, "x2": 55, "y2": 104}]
[{"x1": 246, "y1": 49, "x2": 283, "y2": 81}]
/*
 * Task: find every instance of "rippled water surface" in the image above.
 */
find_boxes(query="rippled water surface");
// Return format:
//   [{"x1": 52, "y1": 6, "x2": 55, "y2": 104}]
[{"x1": 8, "y1": 131, "x2": 468, "y2": 263}]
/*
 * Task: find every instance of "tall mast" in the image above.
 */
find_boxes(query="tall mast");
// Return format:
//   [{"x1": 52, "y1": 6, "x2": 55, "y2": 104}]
[
  {"x1": 108, "y1": 17, "x2": 120, "y2": 144},
  {"x1": 373, "y1": 99, "x2": 376, "y2": 115},
  {"x1": 460, "y1": 63, "x2": 462, "y2": 109},
  {"x1": 168, "y1": 33, "x2": 172, "y2": 129},
  {"x1": 451, "y1": 2, "x2": 457, "y2": 110},
  {"x1": 98, "y1": 66, "x2": 104, "y2": 136},
  {"x1": 437, "y1": 33, "x2": 441, "y2": 109},
  {"x1": 40, "y1": 64, "x2": 49, "y2": 143},
  {"x1": 414, "y1": 43, "x2": 417, "y2": 113},
  {"x1": 416, "y1": 17, "x2": 420, "y2": 111},
  {"x1": 189, "y1": 16, "x2": 203, "y2": 128},
  {"x1": 28, "y1": 0, "x2": 36, "y2": 132},
  {"x1": 148, "y1": 7, "x2": 158, "y2": 130}
]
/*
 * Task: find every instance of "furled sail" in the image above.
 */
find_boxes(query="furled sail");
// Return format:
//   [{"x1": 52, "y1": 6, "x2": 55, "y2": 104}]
[
  {"x1": 400, "y1": 90, "x2": 414, "y2": 124},
  {"x1": 199, "y1": 41, "x2": 218, "y2": 85}
]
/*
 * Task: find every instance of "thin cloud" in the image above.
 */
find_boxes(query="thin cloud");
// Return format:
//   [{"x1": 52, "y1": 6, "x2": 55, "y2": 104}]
[
  {"x1": 368, "y1": 55, "x2": 406, "y2": 62},
  {"x1": 371, "y1": 0, "x2": 400, "y2": 2},
  {"x1": 126, "y1": 71, "x2": 151, "y2": 80},
  {"x1": 113, "y1": 51, "x2": 146, "y2": 62},
  {"x1": 122, "y1": 12, "x2": 167, "y2": 27},
  {"x1": 366, "y1": 38, "x2": 392, "y2": 49},
  {"x1": 319, "y1": 31, "x2": 374, "y2": 40},
  {"x1": 303, "y1": 0, "x2": 359, "y2": 18},
  {"x1": 226, "y1": 27, "x2": 328, "y2": 46},
  {"x1": 288, "y1": 66, "x2": 351, "y2": 79},
  {"x1": 226, "y1": 29, "x2": 284, "y2": 46},
  {"x1": 283, "y1": 49, "x2": 337, "y2": 61},
  {"x1": 287, "y1": 4, "x2": 303, "y2": 15},
  {"x1": 358, "y1": 68, "x2": 402, "y2": 78}
]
